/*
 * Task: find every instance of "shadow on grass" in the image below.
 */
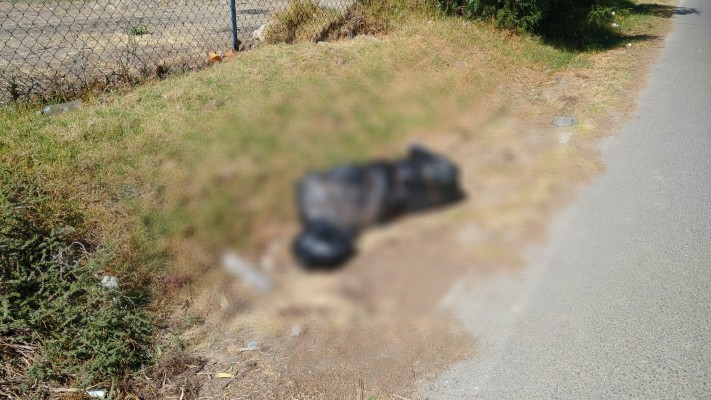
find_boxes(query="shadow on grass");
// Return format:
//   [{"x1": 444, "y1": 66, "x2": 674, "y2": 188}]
[{"x1": 537, "y1": 2, "x2": 701, "y2": 52}]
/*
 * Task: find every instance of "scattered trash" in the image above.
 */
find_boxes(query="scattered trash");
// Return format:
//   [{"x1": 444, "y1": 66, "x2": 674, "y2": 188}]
[
  {"x1": 611, "y1": 22, "x2": 619, "y2": 28},
  {"x1": 100, "y1": 275, "x2": 119, "y2": 290},
  {"x1": 224, "y1": 49, "x2": 235, "y2": 58},
  {"x1": 85, "y1": 389, "x2": 107, "y2": 399},
  {"x1": 216, "y1": 372, "x2": 234, "y2": 379},
  {"x1": 556, "y1": 75, "x2": 566, "y2": 85},
  {"x1": 558, "y1": 132, "x2": 571, "y2": 145},
  {"x1": 252, "y1": 22, "x2": 274, "y2": 41},
  {"x1": 293, "y1": 144, "x2": 464, "y2": 269},
  {"x1": 36, "y1": 100, "x2": 82, "y2": 116},
  {"x1": 552, "y1": 116, "x2": 576, "y2": 127},
  {"x1": 626, "y1": 43, "x2": 632, "y2": 48},
  {"x1": 221, "y1": 253, "x2": 273, "y2": 293},
  {"x1": 208, "y1": 52, "x2": 222, "y2": 64},
  {"x1": 238, "y1": 341, "x2": 260, "y2": 351},
  {"x1": 290, "y1": 324, "x2": 303, "y2": 337}
]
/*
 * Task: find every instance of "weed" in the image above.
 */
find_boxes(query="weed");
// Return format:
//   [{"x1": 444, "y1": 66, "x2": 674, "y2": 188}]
[
  {"x1": 264, "y1": 0, "x2": 342, "y2": 43},
  {"x1": 0, "y1": 167, "x2": 154, "y2": 396},
  {"x1": 126, "y1": 19, "x2": 149, "y2": 36}
]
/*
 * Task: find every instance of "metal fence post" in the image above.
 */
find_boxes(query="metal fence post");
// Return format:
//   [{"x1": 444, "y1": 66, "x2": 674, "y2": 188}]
[{"x1": 230, "y1": 0, "x2": 239, "y2": 50}]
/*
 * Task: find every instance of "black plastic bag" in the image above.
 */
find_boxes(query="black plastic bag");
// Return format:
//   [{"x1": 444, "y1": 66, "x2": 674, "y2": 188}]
[{"x1": 293, "y1": 144, "x2": 464, "y2": 270}]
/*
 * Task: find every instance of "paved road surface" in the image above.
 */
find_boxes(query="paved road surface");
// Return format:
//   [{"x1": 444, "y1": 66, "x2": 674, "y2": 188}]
[{"x1": 425, "y1": 0, "x2": 711, "y2": 398}]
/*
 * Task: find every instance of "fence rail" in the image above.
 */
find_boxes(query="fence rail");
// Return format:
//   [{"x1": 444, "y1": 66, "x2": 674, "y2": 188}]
[{"x1": 0, "y1": 0, "x2": 352, "y2": 103}]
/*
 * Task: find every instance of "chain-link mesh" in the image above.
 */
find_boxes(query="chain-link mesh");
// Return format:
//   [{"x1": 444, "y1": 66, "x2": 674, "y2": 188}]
[{"x1": 0, "y1": 0, "x2": 353, "y2": 103}]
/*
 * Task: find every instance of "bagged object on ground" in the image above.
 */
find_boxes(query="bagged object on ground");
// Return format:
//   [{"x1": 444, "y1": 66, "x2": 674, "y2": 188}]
[{"x1": 293, "y1": 144, "x2": 464, "y2": 270}]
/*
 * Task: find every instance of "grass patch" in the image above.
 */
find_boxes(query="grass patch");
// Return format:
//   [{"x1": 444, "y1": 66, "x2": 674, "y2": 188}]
[
  {"x1": 264, "y1": 0, "x2": 437, "y2": 43},
  {"x1": 0, "y1": 167, "x2": 153, "y2": 398},
  {"x1": 264, "y1": 0, "x2": 343, "y2": 43},
  {"x1": 125, "y1": 19, "x2": 150, "y2": 36}
]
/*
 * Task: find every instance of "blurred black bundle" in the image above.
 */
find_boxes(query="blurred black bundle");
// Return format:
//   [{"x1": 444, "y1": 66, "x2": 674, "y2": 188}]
[{"x1": 293, "y1": 144, "x2": 465, "y2": 269}]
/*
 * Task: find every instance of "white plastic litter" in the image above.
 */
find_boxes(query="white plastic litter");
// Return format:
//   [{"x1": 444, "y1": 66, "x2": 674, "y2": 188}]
[
  {"x1": 221, "y1": 253, "x2": 272, "y2": 293},
  {"x1": 85, "y1": 389, "x2": 107, "y2": 399},
  {"x1": 36, "y1": 100, "x2": 82, "y2": 116},
  {"x1": 100, "y1": 275, "x2": 119, "y2": 290}
]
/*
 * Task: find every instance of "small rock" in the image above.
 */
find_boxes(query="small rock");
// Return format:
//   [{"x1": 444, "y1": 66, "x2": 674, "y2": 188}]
[
  {"x1": 556, "y1": 75, "x2": 566, "y2": 85},
  {"x1": 100, "y1": 275, "x2": 119, "y2": 290},
  {"x1": 553, "y1": 116, "x2": 576, "y2": 127},
  {"x1": 558, "y1": 132, "x2": 571, "y2": 145},
  {"x1": 290, "y1": 324, "x2": 303, "y2": 337}
]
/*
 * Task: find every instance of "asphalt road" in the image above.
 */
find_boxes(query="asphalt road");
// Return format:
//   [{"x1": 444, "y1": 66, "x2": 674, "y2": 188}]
[{"x1": 425, "y1": 0, "x2": 711, "y2": 398}]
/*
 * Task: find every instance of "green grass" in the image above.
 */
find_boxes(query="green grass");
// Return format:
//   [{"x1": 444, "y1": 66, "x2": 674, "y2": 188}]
[
  {"x1": 0, "y1": 167, "x2": 154, "y2": 398},
  {"x1": 0, "y1": 0, "x2": 671, "y2": 395},
  {"x1": 125, "y1": 19, "x2": 149, "y2": 36}
]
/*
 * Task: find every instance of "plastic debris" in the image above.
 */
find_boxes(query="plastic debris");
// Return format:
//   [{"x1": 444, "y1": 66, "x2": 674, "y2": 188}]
[
  {"x1": 221, "y1": 253, "x2": 273, "y2": 293},
  {"x1": 237, "y1": 341, "x2": 260, "y2": 352},
  {"x1": 294, "y1": 144, "x2": 464, "y2": 269},
  {"x1": 36, "y1": 100, "x2": 82, "y2": 116},
  {"x1": 100, "y1": 275, "x2": 119, "y2": 290},
  {"x1": 216, "y1": 372, "x2": 234, "y2": 378},
  {"x1": 85, "y1": 389, "x2": 107, "y2": 399},
  {"x1": 553, "y1": 116, "x2": 576, "y2": 127}
]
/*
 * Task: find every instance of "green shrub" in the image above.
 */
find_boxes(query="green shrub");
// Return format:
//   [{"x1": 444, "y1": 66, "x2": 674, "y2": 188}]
[
  {"x1": 437, "y1": 0, "x2": 635, "y2": 48},
  {"x1": 0, "y1": 167, "x2": 154, "y2": 394},
  {"x1": 437, "y1": 0, "x2": 549, "y2": 32}
]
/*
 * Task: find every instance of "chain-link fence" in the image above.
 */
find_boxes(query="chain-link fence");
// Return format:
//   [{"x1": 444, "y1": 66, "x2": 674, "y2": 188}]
[{"x1": 0, "y1": 0, "x2": 353, "y2": 103}]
